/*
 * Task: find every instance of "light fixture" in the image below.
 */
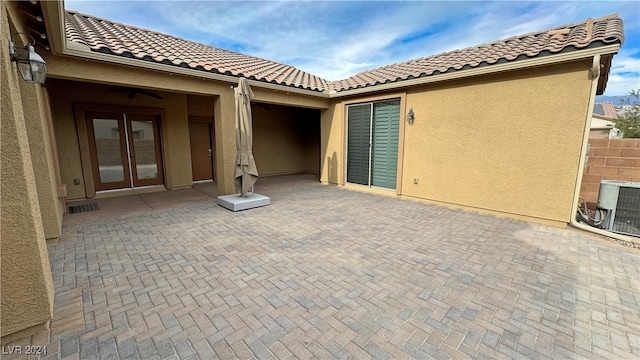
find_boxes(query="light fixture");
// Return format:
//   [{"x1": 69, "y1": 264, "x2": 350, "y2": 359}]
[
  {"x1": 9, "y1": 33, "x2": 47, "y2": 84},
  {"x1": 407, "y1": 107, "x2": 415, "y2": 125}
]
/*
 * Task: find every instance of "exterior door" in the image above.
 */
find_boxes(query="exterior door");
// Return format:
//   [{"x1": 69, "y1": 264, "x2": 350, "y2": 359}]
[
  {"x1": 189, "y1": 117, "x2": 215, "y2": 181},
  {"x1": 371, "y1": 101, "x2": 400, "y2": 189},
  {"x1": 347, "y1": 104, "x2": 372, "y2": 186},
  {"x1": 346, "y1": 100, "x2": 400, "y2": 189},
  {"x1": 86, "y1": 111, "x2": 164, "y2": 191}
]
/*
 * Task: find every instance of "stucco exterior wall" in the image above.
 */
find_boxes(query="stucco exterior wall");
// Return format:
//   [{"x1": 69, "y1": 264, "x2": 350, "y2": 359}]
[
  {"x1": 589, "y1": 129, "x2": 612, "y2": 139},
  {"x1": 320, "y1": 103, "x2": 342, "y2": 185},
  {"x1": 19, "y1": 80, "x2": 63, "y2": 239},
  {"x1": 1, "y1": 3, "x2": 54, "y2": 339},
  {"x1": 162, "y1": 93, "x2": 191, "y2": 189},
  {"x1": 322, "y1": 61, "x2": 593, "y2": 225},
  {"x1": 187, "y1": 94, "x2": 215, "y2": 117},
  {"x1": 302, "y1": 111, "x2": 321, "y2": 173},
  {"x1": 253, "y1": 104, "x2": 320, "y2": 176}
]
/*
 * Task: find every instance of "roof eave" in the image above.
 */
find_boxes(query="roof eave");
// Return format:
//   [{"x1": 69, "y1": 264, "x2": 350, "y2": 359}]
[
  {"x1": 329, "y1": 44, "x2": 621, "y2": 98},
  {"x1": 40, "y1": 0, "x2": 65, "y2": 55},
  {"x1": 63, "y1": 41, "x2": 332, "y2": 97},
  {"x1": 41, "y1": 1, "x2": 330, "y2": 97},
  {"x1": 596, "y1": 53, "x2": 615, "y2": 95}
]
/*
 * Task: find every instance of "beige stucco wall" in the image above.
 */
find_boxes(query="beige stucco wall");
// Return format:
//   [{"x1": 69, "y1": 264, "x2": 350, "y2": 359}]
[
  {"x1": 320, "y1": 103, "x2": 342, "y2": 184},
  {"x1": 1, "y1": 2, "x2": 54, "y2": 339},
  {"x1": 322, "y1": 61, "x2": 593, "y2": 225},
  {"x1": 253, "y1": 104, "x2": 320, "y2": 176},
  {"x1": 187, "y1": 94, "x2": 215, "y2": 117},
  {"x1": 302, "y1": 110, "x2": 321, "y2": 173},
  {"x1": 589, "y1": 129, "x2": 611, "y2": 139},
  {"x1": 19, "y1": 80, "x2": 64, "y2": 239}
]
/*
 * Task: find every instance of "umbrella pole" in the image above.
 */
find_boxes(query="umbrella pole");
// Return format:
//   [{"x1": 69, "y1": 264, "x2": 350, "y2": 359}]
[{"x1": 242, "y1": 172, "x2": 246, "y2": 197}]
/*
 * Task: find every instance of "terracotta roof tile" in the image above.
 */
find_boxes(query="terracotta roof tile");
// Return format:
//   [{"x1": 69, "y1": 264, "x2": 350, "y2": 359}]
[
  {"x1": 593, "y1": 102, "x2": 618, "y2": 119},
  {"x1": 64, "y1": 11, "x2": 623, "y2": 94},
  {"x1": 331, "y1": 15, "x2": 624, "y2": 92},
  {"x1": 64, "y1": 10, "x2": 329, "y2": 92}
]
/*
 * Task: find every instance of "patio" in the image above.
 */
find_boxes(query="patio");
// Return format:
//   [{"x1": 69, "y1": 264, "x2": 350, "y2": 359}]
[{"x1": 5, "y1": 174, "x2": 640, "y2": 359}]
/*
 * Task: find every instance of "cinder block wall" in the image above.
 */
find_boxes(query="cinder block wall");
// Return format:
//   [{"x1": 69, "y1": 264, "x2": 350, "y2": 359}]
[{"x1": 580, "y1": 139, "x2": 640, "y2": 204}]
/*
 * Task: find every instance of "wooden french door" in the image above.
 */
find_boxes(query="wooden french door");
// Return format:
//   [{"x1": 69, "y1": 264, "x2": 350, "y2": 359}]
[{"x1": 86, "y1": 111, "x2": 164, "y2": 191}]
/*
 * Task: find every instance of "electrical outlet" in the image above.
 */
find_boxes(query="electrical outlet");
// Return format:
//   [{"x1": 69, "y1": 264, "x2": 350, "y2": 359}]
[{"x1": 413, "y1": 177, "x2": 419, "y2": 184}]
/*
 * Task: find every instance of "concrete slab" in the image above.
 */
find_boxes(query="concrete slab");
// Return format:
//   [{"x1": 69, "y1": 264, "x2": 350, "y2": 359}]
[{"x1": 217, "y1": 193, "x2": 270, "y2": 211}]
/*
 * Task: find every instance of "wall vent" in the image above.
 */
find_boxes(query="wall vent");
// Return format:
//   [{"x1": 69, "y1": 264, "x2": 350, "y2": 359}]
[{"x1": 68, "y1": 203, "x2": 99, "y2": 214}]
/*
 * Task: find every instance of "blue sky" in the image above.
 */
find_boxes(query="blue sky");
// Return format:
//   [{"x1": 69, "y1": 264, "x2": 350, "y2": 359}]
[{"x1": 65, "y1": 0, "x2": 639, "y2": 96}]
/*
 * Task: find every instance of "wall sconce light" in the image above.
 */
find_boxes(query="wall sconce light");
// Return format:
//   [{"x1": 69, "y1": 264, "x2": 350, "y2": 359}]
[
  {"x1": 9, "y1": 33, "x2": 47, "y2": 84},
  {"x1": 407, "y1": 107, "x2": 415, "y2": 125}
]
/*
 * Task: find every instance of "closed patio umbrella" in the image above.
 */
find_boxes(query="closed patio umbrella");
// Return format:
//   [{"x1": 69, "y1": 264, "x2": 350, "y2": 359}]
[
  {"x1": 233, "y1": 77, "x2": 259, "y2": 197},
  {"x1": 217, "y1": 78, "x2": 269, "y2": 211}
]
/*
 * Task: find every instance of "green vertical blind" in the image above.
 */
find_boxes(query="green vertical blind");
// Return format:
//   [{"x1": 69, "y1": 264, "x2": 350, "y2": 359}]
[
  {"x1": 347, "y1": 100, "x2": 400, "y2": 189},
  {"x1": 372, "y1": 100, "x2": 400, "y2": 189},
  {"x1": 347, "y1": 104, "x2": 371, "y2": 186}
]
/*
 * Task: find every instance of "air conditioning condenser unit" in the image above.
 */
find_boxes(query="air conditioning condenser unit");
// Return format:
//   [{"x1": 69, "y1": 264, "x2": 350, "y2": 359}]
[{"x1": 597, "y1": 180, "x2": 640, "y2": 237}]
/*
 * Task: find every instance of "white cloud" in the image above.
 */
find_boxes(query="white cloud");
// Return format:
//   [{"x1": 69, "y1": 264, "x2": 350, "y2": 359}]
[
  {"x1": 610, "y1": 52, "x2": 640, "y2": 74},
  {"x1": 605, "y1": 74, "x2": 640, "y2": 95}
]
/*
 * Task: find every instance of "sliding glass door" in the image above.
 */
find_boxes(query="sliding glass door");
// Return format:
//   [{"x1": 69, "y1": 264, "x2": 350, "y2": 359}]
[{"x1": 346, "y1": 100, "x2": 400, "y2": 190}]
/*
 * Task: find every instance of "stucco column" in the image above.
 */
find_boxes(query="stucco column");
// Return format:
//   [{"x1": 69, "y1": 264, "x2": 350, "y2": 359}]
[
  {"x1": 214, "y1": 92, "x2": 236, "y2": 195},
  {"x1": 19, "y1": 79, "x2": 63, "y2": 240},
  {"x1": 320, "y1": 103, "x2": 342, "y2": 185},
  {"x1": 161, "y1": 93, "x2": 192, "y2": 189},
  {"x1": 0, "y1": 11, "x2": 54, "y2": 339}
]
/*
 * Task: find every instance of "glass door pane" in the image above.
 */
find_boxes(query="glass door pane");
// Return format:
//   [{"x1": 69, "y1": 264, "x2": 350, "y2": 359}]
[
  {"x1": 127, "y1": 115, "x2": 164, "y2": 187},
  {"x1": 347, "y1": 104, "x2": 372, "y2": 186},
  {"x1": 87, "y1": 113, "x2": 131, "y2": 191},
  {"x1": 86, "y1": 110, "x2": 164, "y2": 191},
  {"x1": 371, "y1": 100, "x2": 400, "y2": 189}
]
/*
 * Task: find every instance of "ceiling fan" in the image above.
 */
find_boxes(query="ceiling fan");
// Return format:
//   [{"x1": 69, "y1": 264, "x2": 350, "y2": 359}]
[{"x1": 109, "y1": 86, "x2": 164, "y2": 100}]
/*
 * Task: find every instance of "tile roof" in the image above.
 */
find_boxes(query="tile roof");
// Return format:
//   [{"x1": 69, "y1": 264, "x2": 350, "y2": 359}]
[
  {"x1": 593, "y1": 102, "x2": 618, "y2": 119},
  {"x1": 331, "y1": 15, "x2": 624, "y2": 92},
  {"x1": 64, "y1": 10, "x2": 329, "y2": 92},
  {"x1": 64, "y1": 11, "x2": 624, "y2": 94}
]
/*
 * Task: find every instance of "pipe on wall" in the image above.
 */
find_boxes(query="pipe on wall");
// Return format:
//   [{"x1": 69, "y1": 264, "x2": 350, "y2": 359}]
[{"x1": 568, "y1": 54, "x2": 638, "y2": 244}]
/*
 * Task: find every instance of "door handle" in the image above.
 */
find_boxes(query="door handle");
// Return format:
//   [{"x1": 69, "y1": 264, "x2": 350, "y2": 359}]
[{"x1": 208, "y1": 149, "x2": 212, "y2": 157}]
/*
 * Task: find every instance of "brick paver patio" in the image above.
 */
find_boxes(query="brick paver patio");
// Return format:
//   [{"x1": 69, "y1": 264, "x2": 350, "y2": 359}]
[{"x1": 4, "y1": 174, "x2": 640, "y2": 359}]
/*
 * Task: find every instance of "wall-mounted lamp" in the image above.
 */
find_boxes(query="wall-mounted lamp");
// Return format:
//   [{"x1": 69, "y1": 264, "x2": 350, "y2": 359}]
[
  {"x1": 9, "y1": 33, "x2": 47, "y2": 84},
  {"x1": 407, "y1": 107, "x2": 415, "y2": 125}
]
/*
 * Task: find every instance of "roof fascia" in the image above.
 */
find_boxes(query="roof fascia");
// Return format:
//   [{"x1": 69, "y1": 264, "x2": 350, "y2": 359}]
[
  {"x1": 40, "y1": 0, "x2": 65, "y2": 55},
  {"x1": 62, "y1": 43, "x2": 331, "y2": 97},
  {"x1": 328, "y1": 44, "x2": 621, "y2": 98}
]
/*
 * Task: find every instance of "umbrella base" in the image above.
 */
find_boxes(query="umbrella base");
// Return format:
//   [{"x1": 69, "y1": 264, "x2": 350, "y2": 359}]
[{"x1": 217, "y1": 193, "x2": 270, "y2": 212}]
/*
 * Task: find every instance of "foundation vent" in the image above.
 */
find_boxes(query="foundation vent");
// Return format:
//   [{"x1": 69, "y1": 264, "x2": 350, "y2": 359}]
[{"x1": 68, "y1": 203, "x2": 99, "y2": 214}]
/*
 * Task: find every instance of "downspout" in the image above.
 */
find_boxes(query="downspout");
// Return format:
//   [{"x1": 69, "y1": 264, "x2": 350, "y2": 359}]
[{"x1": 569, "y1": 54, "x2": 637, "y2": 243}]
